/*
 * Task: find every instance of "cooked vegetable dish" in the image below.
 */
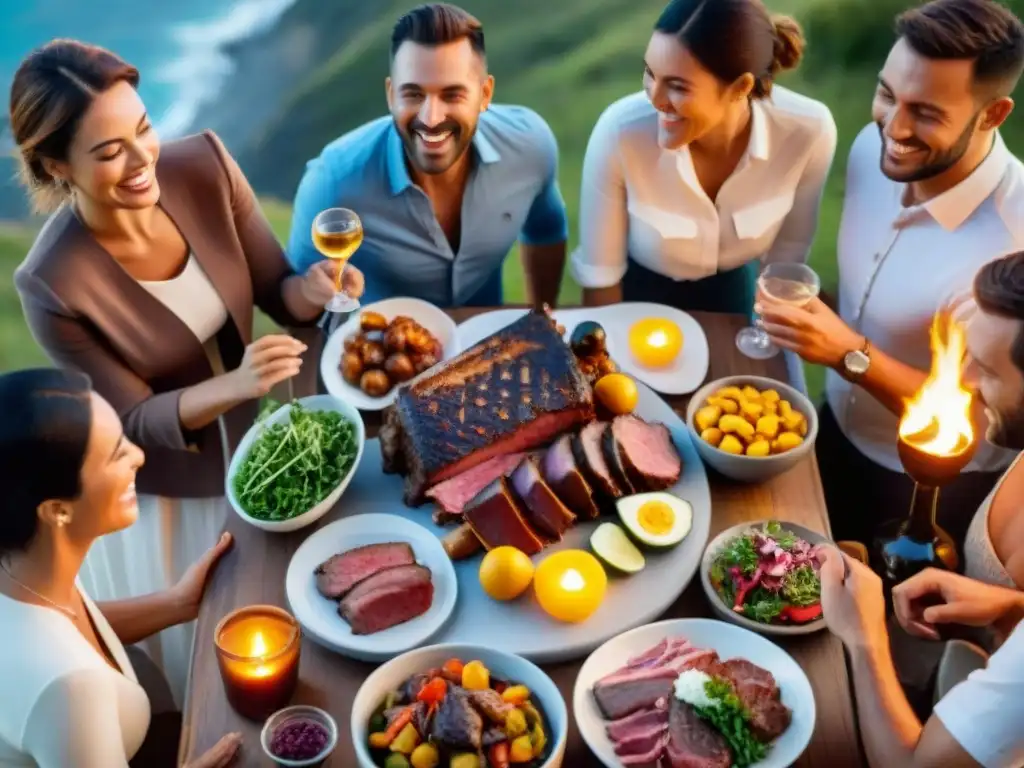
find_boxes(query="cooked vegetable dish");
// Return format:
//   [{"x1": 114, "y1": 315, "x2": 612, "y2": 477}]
[
  {"x1": 694, "y1": 385, "x2": 807, "y2": 457},
  {"x1": 341, "y1": 311, "x2": 443, "y2": 397},
  {"x1": 709, "y1": 521, "x2": 823, "y2": 624},
  {"x1": 367, "y1": 657, "x2": 551, "y2": 767}
]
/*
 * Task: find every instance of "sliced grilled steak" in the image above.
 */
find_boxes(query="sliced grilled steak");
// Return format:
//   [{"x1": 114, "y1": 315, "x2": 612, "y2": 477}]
[
  {"x1": 463, "y1": 476, "x2": 545, "y2": 554},
  {"x1": 612, "y1": 415, "x2": 682, "y2": 491},
  {"x1": 432, "y1": 688, "x2": 483, "y2": 751},
  {"x1": 601, "y1": 423, "x2": 636, "y2": 495},
  {"x1": 606, "y1": 705, "x2": 669, "y2": 743},
  {"x1": 663, "y1": 698, "x2": 731, "y2": 768},
  {"x1": 572, "y1": 421, "x2": 624, "y2": 503},
  {"x1": 592, "y1": 665, "x2": 677, "y2": 720},
  {"x1": 717, "y1": 659, "x2": 790, "y2": 741},
  {"x1": 509, "y1": 455, "x2": 576, "y2": 539},
  {"x1": 542, "y1": 434, "x2": 600, "y2": 519},
  {"x1": 382, "y1": 309, "x2": 594, "y2": 505},
  {"x1": 720, "y1": 658, "x2": 780, "y2": 698},
  {"x1": 426, "y1": 452, "x2": 527, "y2": 525},
  {"x1": 314, "y1": 542, "x2": 415, "y2": 600},
  {"x1": 611, "y1": 711, "x2": 669, "y2": 758},
  {"x1": 338, "y1": 564, "x2": 433, "y2": 635},
  {"x1": 466, "y1": 688, "x2": 515, "y2": 724}
]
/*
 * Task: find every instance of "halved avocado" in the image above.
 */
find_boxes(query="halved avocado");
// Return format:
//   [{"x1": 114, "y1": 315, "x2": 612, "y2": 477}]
[
  {"x1": 590, "y1": 522, "x2": 646, "y2": 574},
  {"x1": 616, "y1": 492, "x2": 693, "y2": 549}
]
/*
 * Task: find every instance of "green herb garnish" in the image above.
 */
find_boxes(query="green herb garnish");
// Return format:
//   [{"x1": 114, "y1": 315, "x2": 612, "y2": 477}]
[
  {"x1": 232, "y1": 399, "x2": 358, "y2": 521},
  {"x1": 696, "y1": 679, "x2": 769, "y2": 767},
  {"x1": 740, "y1": 588, "x2": 785, "y2": 623}
]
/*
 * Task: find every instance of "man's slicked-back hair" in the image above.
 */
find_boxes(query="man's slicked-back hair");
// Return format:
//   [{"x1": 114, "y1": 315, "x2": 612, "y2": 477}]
[
  {"x1": 896, "y1": 0, "x2": 1024, "y2": 95},
  {"x1": 390, "y1": 3, "x2": 486, "y2": 61}
]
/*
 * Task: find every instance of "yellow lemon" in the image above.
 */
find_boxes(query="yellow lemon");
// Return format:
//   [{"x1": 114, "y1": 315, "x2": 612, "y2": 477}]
[
  {"x1": 595, "y1": 373, "x2": 640, "y2": 415},
  {"x1": 479, "y1": 546, "x2": 535, "y2": 601}
]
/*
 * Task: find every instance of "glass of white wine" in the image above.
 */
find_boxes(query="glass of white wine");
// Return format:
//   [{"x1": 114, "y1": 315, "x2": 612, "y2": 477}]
[
  {"x1": 312, "y1": 207, "x2": 363, "y2": 313},
  {"x1": 736, "y1": 262, "x2": 820, "y2": 360}
]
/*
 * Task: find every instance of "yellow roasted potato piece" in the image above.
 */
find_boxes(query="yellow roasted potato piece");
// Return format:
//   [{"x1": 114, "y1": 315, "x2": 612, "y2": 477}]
[
  {"x1": 761, "y1": 389, "x2": 781, "y2": 404},
  {"x1": 773, "y1": 431, "x2": 804, "y2": 453},
  {"x1": 741, "y1": 385, "x2": 762, "y2": 402},
  {"x1": 701, "y1": 427, "x2": 724, "y2": 447},
  {"x1": 695, "y1": 405, "x2": 723, "y2": 433},
  {"x1": 781, "y1": 410, "x2": 805, "y2": 434},
  {"x1": 778, "y1": 399, "x2": 794, "y2": 417},
  {"x1": 746, "y1": 439, "x2": 771, "y2": 457},
  {"x1": 763, "y1": 401, "x2": 778, "y2": 415},
  {"x1": 755, "y1": 415, "x2": 781, "y2": 440},
  {"x1": 714, "y1": 386, "x2": 744, "y2": 402},
  {"x1": 739, "y1": 399, "x2": 764, "y2": 423},
  {"x1": 799, "y1": 419, "x2": 808, "y2": 437},
  {"x1": 719, "y1": 414, "x2": 755, "y2": 440},
  {"x1": 719, "y1": 434, "x2": 744, "y2": 454},
  {"x1": 706, "y1": 396, "x2": 739, "y2": 415}
]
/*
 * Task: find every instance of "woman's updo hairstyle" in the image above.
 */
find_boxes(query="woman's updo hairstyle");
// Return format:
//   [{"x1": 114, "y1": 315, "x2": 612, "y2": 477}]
[
  {"x1": 654, "y1": 0, "x2": 806, "y2": 98},
  {"x1": 8, "y1": 39, "x2": 139, "y2": 213},
  {"x1": 0, "y1": 369, "x2": 92, "y2": 554}
]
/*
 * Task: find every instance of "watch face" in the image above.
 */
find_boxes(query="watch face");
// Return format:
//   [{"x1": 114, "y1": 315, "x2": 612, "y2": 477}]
[{"x1": 845, "y1": 350, "x2": 870, "y2": 375}]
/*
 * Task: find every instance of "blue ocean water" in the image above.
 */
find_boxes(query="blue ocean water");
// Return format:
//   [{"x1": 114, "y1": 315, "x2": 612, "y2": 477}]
[{"x1": 1, "y1": 0, "x2": 296, "y2": 138}]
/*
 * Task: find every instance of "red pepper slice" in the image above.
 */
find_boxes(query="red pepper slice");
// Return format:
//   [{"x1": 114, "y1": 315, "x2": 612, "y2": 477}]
[
  {"x1": 416, "y1": 676, "x2": 448, "y2": 704},
  {"x1": 780, "y1": 603, "x2": 822, "y2": 623},
  {"x1": 488, "y1": 741, "x2": 510, "y2": 768}
]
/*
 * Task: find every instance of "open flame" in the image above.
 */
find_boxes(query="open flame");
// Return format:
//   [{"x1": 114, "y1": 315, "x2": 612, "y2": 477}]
[{"x1": 898, "y1": 314, "x2": 975, "y2": 457}]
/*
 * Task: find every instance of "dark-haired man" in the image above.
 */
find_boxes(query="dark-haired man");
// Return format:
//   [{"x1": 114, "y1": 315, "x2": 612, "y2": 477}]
[
  {"x1": 761, "y1": 0, "x2": 1024, "y2": 550},
  {"x1": 286, "y1": 3, "x2": 568, "y2": 309}
]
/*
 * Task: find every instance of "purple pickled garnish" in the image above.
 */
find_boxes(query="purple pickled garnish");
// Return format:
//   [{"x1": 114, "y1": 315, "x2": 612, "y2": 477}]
[{"x1": 270, "y1": 719, "x2": 329, "y2": 761}]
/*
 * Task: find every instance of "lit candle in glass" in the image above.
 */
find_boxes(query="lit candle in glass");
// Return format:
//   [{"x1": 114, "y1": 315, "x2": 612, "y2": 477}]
[
  {"x1": 214, "y1": 605, "x2": 301, "y2": 720},
  {"x1": 533, "y1": 550, "x2": 607, "y2": 623},
  {"x1": 628, "y1": 318, "x2": 683, "y2": 368}
]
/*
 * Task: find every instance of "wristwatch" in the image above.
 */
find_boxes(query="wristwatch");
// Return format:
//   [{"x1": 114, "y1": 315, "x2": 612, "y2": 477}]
[{"x1": 842, "y1": 339, "x2": 871, "y2": 381}]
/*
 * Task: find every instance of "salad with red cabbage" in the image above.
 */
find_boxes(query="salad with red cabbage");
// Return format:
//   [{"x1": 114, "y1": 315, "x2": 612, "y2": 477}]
[{"x1": 709, "y1": 521, "x2": 823, "y2": 624}]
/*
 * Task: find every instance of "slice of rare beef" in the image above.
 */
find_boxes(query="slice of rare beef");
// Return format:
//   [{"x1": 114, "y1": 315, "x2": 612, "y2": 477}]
[
  {"x1": 426, "y1": 452, "x2": 528, "y2": 525},
  {"x1": 601, "y1": 423, "x2": 636, "y2": 495},
  {"x1": 663, "y1": 698, "x2": 732, "y2": 768},
  {"x1": 314, "y1": 542, "x2": 415, "y2": 600},
  {"x1": 572, "y1": 421, "x2": 625, "y2": 503},
  {"x1": 381, "y1": 309, "x2": 594, "y2": 505},
  {"x1": 592, "y1": 665, "x2": 677, "y2": 720},
  {"x1": 612, "y1": 415, "x2": 682, "y2": 491},
  {"x1": 462, "y1": 476, "x2": 545, "y2": 555},
  {"x1": 338, "y1": 564, "x2": 433, "y2": 635},
  {"x1": 508, "y1": 455, "x2": 577, "y2": 539},
  {"x1": 542, "y1": 434, "x2": 600, "y2": 519},
  {"x1": 605, "y1": 705, "x2": 669, "y2": 743}
]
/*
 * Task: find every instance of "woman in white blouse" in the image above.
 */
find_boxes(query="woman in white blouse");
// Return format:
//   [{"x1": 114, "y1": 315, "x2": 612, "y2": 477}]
[
  {"x1": 573, "y1": 0, "x2": 837, "y2": 314},
  {"x1": 0, "y1": 368, "x2": 240, "y2": 767}
]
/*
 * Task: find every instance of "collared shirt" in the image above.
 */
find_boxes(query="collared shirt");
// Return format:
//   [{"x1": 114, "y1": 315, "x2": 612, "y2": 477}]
[
  {"x1": 286, "y1": 105, "x2": 568, "y2": 307},
  {"x1": 827, "y1": 124, "x2": 1024, "y2": 473},
  {"x1": 569, "y1": 87, "x2": 837, "y2": 288}
]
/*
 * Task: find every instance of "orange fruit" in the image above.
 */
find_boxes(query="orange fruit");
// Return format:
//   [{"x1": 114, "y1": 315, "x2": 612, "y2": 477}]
[
  {"x1": 479, "y1": 546, "x2": 535, "y2": 601},
  {"x1": 595, "y1": 373, "x2": 640, "y2": 415}
]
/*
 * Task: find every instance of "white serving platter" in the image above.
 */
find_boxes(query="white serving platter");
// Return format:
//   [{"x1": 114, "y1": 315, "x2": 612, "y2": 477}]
[
  {"x1": 573, "y1": 618, "x2": 816, "y2": 768},
  {"x1": 456, "y1": 303, "x2": 710, "y2": 395},
  {"x1": 320, "y1": 297, "x2": 460, "y2": 411},
  {"x1": 285, "y1": 513, "x2": 458, "y2": 662},
  {"x1": 287, "y1": 381, "x2": 711, "y2": 664}
]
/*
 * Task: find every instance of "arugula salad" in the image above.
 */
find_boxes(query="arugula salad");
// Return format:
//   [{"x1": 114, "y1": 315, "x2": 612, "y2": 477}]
[
  {"x1": 233, "y1": 399, "x2": 359, "y2": 521},
  {"x1": 709, "y1": 521, "x2": 823, "y2": 624}
]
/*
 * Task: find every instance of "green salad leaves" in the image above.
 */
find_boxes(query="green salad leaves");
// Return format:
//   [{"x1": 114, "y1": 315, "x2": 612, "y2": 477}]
[
  {"x1": 694, "y1": 678, "x2": 768, "y2": 767},
  {"x1": 232, "y1": 399, "x2": 359, "y2": 521}
]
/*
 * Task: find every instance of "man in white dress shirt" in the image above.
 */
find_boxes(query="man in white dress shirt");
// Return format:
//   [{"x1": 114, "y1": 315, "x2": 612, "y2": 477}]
[{"x1": 761, "y1": 0, "x2": 1024, "y2": 550}]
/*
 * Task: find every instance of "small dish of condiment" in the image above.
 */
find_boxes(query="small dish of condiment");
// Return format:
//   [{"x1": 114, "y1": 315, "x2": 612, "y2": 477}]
[{"x1": 261, "y1": 705, "x2": 338, "y2": 767}]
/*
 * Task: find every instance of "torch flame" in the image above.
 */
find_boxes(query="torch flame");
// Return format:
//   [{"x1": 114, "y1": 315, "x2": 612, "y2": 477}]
[{"x1": 898, "y1": 314, "x2": 974, "y2": 457}]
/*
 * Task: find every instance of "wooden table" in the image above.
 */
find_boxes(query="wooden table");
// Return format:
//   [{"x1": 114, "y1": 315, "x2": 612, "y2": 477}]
[{"x1": 180, "y1": 308, "x2": 864, "y2": 767}]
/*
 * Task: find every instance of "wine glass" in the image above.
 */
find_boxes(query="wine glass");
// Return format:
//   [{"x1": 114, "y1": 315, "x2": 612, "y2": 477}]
[
  {"x1": 312, "y1": 208, "x2": 363, "y2": 313},
  {"x1": 736, "y1": 263, "x2": 821, "y2": 360}
]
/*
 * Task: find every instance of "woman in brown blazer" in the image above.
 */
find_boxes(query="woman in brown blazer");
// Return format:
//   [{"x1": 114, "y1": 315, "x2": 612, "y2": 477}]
[{"x1": 10, "y1": 39, "x2": 364, "y2": 703}]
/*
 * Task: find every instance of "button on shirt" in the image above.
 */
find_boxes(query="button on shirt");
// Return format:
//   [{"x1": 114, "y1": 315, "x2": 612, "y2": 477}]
[
  {"x1": 570, "y1": 88, "x2": 837, "y2": 288},
  {"x1": 827, "y1": 124, "x2": 1024, "y2": 473},
  {"x1": 286, "y1": 105, "x2": 568, "y2": 307}
]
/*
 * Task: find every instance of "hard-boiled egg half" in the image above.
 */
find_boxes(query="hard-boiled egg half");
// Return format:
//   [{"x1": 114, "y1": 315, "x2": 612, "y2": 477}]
[{"x1": 615, "y1": 492, "x2": 693, "y2": 549}]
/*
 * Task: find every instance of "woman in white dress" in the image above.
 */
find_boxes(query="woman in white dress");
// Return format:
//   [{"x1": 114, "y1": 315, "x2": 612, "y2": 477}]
[
  {"x1": 10, "y1": 39, "x2": 365, "y2": 704},
  {"x1": 0, "y1": 368, "x2": 240, "y2": 767}
]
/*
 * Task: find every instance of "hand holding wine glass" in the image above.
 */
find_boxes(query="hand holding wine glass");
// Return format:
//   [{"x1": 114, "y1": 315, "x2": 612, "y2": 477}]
[
  {"x1": 312, "y1": 208, "x2": 364, "y2": 313},
  {"x1": 736, "y1": 263, "x2": 821, "y2": 360},
  {"x1": 757, "y1": 279, "x2": 864, "y2": 367}
]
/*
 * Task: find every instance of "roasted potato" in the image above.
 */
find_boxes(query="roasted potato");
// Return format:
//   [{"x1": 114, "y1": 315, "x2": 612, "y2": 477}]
[
  {"x1": 360, "y1": 369, "x2": 391, "y2": 397},
  {"x1": 343, "y1": 334, "x2": 361, "y2": 354},
  {"x1": 360, "y1": 341, "x2": 387, "y2": 368},
  {"x1": 385, "y1": 353, "x2": 416, "y2": 382},
  {"x1": 405, "y1": 327, "x2": 435, "y2": 353},
  {"x1": 411, "y1": 352, "x2": 438, "y2": 374},
  {"x1": 340, "y1": 352, "x2": 363, "y2": 385},
  {"x1": 360, "y1": 311, "x2": 388, "y2": 332},
  {"x1": 695, "y1": 385, "x2": 807, "y2": 456},
  {"x1": 384, "y1": 325, "x2": 408, "y2": 353}
]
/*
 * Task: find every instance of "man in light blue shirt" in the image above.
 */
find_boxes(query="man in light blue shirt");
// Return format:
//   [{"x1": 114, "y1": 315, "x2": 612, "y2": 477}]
[{"x1": 287, "y1": 3, "x2": 568, "y2": 308}]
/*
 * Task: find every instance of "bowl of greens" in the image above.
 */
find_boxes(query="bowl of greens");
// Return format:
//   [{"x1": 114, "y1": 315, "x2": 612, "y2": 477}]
[
  {"x1": 700, "y1": 520, "x2": 827, "y2": 636},
  {"x1": 227, "y1": 395, "x2": 364, "y2": 533}
]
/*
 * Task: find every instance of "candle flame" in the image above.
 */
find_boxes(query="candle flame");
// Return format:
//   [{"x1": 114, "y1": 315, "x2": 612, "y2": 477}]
[
  {"x1": 559, "y1": 568, "x2": 586, "y2": 592},
  {"x1": 898, "y1": 314, "x2": 975, "y2": 457},
  {"x1": 647, "y1": 330, "x2": 668, "y2": 348},
  {"x1": 250, "y1": 631, "x2": 268, "y2": 657}
]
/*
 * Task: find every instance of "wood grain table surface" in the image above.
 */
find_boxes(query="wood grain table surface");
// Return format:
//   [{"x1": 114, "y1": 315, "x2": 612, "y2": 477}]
[{"x1": 179, "y1": 307, "x2": 865, "y2": 767}]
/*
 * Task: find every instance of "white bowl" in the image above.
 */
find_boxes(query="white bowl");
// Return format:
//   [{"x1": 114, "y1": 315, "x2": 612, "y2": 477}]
[
  {"x1": 685, "y1": 375, "x2": 818, "y2": 483},
  {"x1": 260, "y1": 705, "x2": 338, "y2": 767},
  {"x1": 573, "y1": 618, "x2": 816, "y2": 768},
  {"x1": 226, "y1": 394, "x2": 365, "y2": 532},
  {"x1": 320, "y1": 297, "x2": 459, "y2": 411},
  {"x1": 351, "y1": 643, "x2": 568, "y2": 768},
  {"x1": 701, "y1": 521, "x2": 829, "y2": 636}
]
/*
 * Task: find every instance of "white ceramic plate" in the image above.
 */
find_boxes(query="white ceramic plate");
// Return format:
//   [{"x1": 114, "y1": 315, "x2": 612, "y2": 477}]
[
  {"x1": 456, "y1": 303, "x2": 710, "y2": 395},
  {"x1": 226, "y1": 395, "x2": 365, "y2": 533},
  {"x1": 320, "y1": 297, "x2": 460, "y2": 411},
  {"x1": 285, "y1": 513, "x2": 458, "y2": 661},
  {"x1": 573, "y1": 618, "x2": 816, "y2": 768}
]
